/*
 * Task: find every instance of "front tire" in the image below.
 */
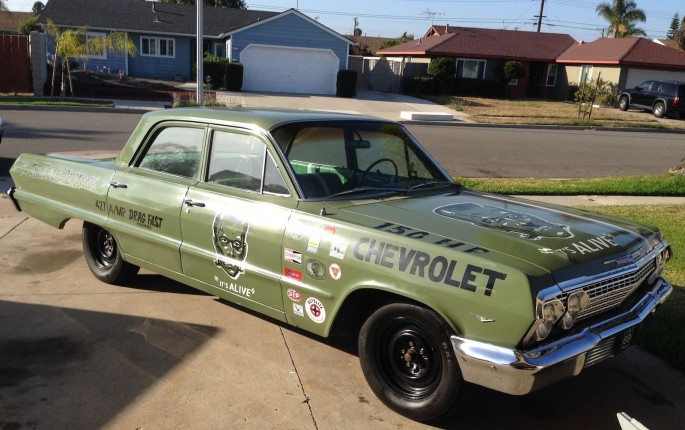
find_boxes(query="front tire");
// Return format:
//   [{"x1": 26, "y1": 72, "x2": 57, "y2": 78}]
[
  {"x1": 653, "y1": 101, "x2": 666, "y2": 118},
  {"x1": 358, "y1": 303, "x2": 467, "y2": 422},
  {"x1": 82, "y1": 222, "x2": 139, "y2": 284}
]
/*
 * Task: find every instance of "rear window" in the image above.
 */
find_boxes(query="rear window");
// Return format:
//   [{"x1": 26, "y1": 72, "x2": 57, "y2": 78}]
[
  {"x1": 678, "y1": 85, "x2": 685, "y2": 97},
  {"x1": 661, "y1": 83, "x2": 676, "y2": 94}
]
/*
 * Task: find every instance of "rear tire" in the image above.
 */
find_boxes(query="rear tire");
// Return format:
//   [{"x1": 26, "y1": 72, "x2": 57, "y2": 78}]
[
  {"x1": 618, "y1": 96, "x2": 629, "y2": 111},
  {"x1": 358, "y1": 303, "x2": 467, "y2": 422},
  {"x1": 82, "y1": 222, "x2": 139, "y2": 284},
  {"x1": 653, "y1": 101, "x2": 666, "y2": 118}
]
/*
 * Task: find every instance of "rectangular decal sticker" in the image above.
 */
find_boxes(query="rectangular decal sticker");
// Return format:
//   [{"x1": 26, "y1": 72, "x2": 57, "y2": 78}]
[
  {"x1": 329, "y1": 240, "x2": 348, "y2": 260},
  {"x1": 284, "y1": 268, "x2": 303, "y2": 282},
  {"x1": 284, "y1": 248, "x2": 303, "y2": 264}
]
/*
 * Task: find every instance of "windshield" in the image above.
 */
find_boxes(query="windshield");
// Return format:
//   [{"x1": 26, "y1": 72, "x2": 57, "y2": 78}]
[{"x1": 271, "y1": 120, "x2": 452, "y2": 199}]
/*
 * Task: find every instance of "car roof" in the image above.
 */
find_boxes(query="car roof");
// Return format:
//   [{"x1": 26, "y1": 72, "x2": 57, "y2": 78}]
[{"x1": 140, "y1": 107, "x2": 392, "y2": 132}]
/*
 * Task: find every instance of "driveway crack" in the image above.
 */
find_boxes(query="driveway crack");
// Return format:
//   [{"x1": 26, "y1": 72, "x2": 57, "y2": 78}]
[{"x1": 279, "y1": 327, "x2": 319, "y2": 430}]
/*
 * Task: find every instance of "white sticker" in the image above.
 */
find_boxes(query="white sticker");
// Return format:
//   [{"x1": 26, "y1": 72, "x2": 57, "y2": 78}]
[
  {"x1": 329, "y1": 263, "x2": 342, "y2": 280},
  {"x1": 284, "y1": 248, "x2": 302, "y2": 264},
  {"x1": 329, "y1": 240, "x2": 348, "y2": 260},
  {"x1": 293, "y1": 303, "x2": 304, "y2": 316},
  {"x1": 307, "y1": 236, "x2": 321, "y2": 253},
  {"x1": 305, "y1": 297, "x2": 326, "y2": 324}
]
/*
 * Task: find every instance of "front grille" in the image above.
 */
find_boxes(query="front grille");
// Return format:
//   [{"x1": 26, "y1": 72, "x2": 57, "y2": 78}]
[
  {"x1": 584, "y1": 336, "x2": 615, "y2": 368},
  {"x1": 559, "y1": 259, "x2": 655, "y2": 322}
]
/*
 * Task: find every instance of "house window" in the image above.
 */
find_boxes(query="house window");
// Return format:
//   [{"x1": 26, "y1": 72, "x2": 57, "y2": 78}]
[
  {"x1": 214, "y1": 43, "x2": 226, "y2": 58},
  {"x1": 580, "y1": 65, "x2": 593, "y2": 84},
  {"x1": 86, "y1": 32, "x2": 106, "y2": 59},
  {"x1": 508, "y1": 79, "x2": 518, "y2": 86},
  {"x1": 546, "y1": 64, "x2": 558, "y2": 86},
  {"x1": 456, "y1": 59, "x2": 486, "y2": 79},
  {"x1": 141, "y1": 37, "x2": 175, "y2": 58}
]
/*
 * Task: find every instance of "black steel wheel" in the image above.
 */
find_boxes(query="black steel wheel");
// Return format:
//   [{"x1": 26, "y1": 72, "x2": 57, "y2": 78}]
[
  {"x1": 83, "y1": 222, "x2": 139, "y2": 284},
  {"x1": 358, "y1": 303, "x2": 467, "y2": 422},
  {"x1": 653, "y1": 102, "x2": 666, "y2": 118}
]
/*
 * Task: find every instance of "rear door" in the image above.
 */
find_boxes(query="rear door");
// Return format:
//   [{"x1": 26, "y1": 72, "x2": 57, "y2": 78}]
[
  {"x1": 106, "y1": 124, "x2": 205, "y2": 273},
  {"x1": 179, "y1": 127, "x2": 296, "y2": 320}
]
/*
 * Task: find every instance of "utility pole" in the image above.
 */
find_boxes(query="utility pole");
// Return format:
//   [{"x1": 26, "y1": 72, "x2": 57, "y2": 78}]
[{"x1": 535, "y1": 0, "x2": 545, "y2": 32}]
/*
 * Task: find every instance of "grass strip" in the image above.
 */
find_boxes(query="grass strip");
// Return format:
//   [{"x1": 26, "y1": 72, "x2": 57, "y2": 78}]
[
  {"x1": 581, "y1": 205, "x2": 684, "y2": 370},
  {"x1": 457, "y1": 175, "x2": 685, "y2": 196}
]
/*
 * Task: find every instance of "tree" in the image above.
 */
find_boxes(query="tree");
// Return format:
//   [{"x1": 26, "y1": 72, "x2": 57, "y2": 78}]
[
  {"x1": 32, "y1": 1, "x2": 44, "y2": 14},
  {"x1": 18, "y1": 16, "x2": 40, "y2": 34},
  {"x1": 596, "y1": 0, "x2": 646, "y2": 38},
  {"x1": 45, "y1": 20, "x2": 138, "y2": 98},
  {"x1": 667, "y1": 12, "x2": 680, "y2": 40},
  {"x1": 380, "y1": 32, "x2": 414, "y2": 49},
  {"x1": 0, "y1": 0, "x2": 8, "y2": 11},
  {"x1": 676, "y1": 17, "x2": 685, "y2": 51},
  {"x1": 159, "y1": 0, "x2": 247, "y2": 8}
]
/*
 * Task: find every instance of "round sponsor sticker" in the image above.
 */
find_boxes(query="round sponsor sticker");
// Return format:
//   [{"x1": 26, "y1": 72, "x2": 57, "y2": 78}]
[
  {"x1": 305, "y1": 297, "x2": 326, "y2": 324},
  {"x1": 329, "y1": 263, "x2": 342, "y2": 280},
  {"x1": 287, "y1": 288, "x2": 302, "y2": 302},
  {"x1": 305, "y1": 259, "x2": 326, "y2": 280}
]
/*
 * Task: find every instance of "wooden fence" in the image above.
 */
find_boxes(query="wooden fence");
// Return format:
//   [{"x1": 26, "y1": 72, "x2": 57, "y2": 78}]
[{"x1": 0, "y1": 34, "x2": 31, "y2": 93}]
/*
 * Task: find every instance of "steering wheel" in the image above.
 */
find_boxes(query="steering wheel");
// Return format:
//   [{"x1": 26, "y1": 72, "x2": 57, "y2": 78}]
[{"x1": 359, "y1": 158, "x2": 399, "y2": 185}]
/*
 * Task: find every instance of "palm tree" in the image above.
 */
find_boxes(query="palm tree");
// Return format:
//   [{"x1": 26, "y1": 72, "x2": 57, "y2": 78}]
[
  {"x1": 46, "y1": 20, "x2": 138, "y2": 98},
  {"x1": 596, "y1": 0, "x2": 647, "y2": 38}
]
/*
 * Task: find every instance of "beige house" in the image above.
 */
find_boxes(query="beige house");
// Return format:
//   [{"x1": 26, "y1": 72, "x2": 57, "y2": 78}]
[{"x1": 556, "y1": 38, "x2": 685, "y2": 99}]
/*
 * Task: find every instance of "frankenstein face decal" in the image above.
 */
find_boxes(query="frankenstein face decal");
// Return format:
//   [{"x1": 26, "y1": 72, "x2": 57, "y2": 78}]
[
  {"x1": 213, "y1": 213, "x2": 249, "y2": 278},
  {"x1": 434, "y1": 202, "x2": 573, "y2": 240}
]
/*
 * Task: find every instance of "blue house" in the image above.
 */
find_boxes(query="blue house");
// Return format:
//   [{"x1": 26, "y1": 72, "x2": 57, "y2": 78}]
[{"x1": 38, "y1": 0, "x2": 352, "y2": 95}]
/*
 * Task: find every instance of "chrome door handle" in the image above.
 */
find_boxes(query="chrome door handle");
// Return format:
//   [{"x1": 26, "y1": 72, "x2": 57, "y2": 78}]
[
  {"x1": 183, "y1": 199, "x2": 206, "y2": 207},
  {"x1": 110, "y1": 182, "x2": 128, "y2": 189}
]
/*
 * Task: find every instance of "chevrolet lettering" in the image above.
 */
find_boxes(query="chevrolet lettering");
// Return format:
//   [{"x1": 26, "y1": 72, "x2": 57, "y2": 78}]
[{"x1": 7, "y1": 108, "x2": 673, "y2": 422}]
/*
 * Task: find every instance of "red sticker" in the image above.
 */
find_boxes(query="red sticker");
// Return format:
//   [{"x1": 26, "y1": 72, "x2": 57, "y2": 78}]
[
  {"x1": 284, "y1": 268, "x2": 303, "y2": 282},
  {"x1": 324, "y1": 225, "x2": 336, "y2": 235}
]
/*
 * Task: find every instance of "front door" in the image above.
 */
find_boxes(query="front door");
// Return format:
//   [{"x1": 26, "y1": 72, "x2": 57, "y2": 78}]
[{"x1": 179, "y1": 128, "x2": 294, "y2": 319}]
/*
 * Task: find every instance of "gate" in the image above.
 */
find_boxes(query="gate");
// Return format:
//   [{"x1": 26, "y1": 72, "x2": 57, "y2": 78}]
[{"x1": 0, "y1": 34, "x2": 31, "y2": 93}]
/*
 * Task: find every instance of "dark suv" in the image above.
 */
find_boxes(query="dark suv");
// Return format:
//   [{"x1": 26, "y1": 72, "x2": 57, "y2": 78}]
[{"x1": 617, "y1": 80, "x2": 685, "y2": 118}]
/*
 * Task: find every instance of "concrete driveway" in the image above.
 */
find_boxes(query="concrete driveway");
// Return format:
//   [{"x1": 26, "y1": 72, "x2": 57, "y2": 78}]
[{"x1": 1, "y1": 195, "x2": 684, "y2": 429}]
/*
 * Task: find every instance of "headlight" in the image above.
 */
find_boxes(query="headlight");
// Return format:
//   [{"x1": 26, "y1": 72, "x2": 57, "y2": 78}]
[
  {"x1": 534, "y1": 299, "x2": 565, "y2": 341},
  {"x1": 561, "y1": 291, "x2": 590, "y2": 329}
]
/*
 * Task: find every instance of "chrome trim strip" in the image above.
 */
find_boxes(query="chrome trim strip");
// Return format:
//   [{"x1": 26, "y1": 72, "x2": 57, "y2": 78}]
[{"x1": 451, "y1": 278, "x2": 672, "y2": 395}]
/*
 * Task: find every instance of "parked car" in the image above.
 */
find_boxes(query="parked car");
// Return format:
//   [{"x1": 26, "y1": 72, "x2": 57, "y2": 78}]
[
  {"x1": 8, "y1": 108, "x2": 674, "y2": 422},
  {"x1": 617, "y1": 80, "x2": 685, "y2": 118}
]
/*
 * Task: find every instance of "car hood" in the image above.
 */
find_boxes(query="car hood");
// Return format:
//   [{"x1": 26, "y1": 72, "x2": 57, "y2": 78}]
[{"x1": 336, "y1": 190, "x2": 660, "y2": 285}]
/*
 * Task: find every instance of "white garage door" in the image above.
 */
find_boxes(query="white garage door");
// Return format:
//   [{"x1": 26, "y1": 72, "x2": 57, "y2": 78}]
[
  {"x1": 625, "y1": 68, "x2": 685, "y2": 88},
  {"x1": 241, "y1": 45, "x2": 339, "y2": 95}
]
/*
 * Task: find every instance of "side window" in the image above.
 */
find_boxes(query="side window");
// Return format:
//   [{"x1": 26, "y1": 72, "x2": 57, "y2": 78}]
[
  {"x1": 207, "y1": 130, "x2": 265, "y2": 192},
  {"x1": 138, "y1": 126, "x2": 204, "y2": 178},
  {"x1": 264, "y1": 153, "x2": 289, "y2": 196}
]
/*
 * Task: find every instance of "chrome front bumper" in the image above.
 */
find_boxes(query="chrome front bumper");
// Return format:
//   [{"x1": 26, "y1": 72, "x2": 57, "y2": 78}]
[{"x1": 451, "y1": 277, "x2": 673, "y2": 395}]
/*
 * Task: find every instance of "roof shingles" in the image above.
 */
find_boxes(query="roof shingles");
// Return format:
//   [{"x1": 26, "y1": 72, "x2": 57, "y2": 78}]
[{"x1": 378, "y1": 26, "x2": 576, "y2": 62}]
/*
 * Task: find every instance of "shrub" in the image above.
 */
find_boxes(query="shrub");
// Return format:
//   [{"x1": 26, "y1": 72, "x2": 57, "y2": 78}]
[
  {"x1": 202, "y1": 54, "x2": 230, "y2": 89},
  {"x1": 225, "y1": 62, "x2": 243, "y2": 92},
  {"x1": 502, "y1": 61, "x2": 524, "y2": 83},
  {"x1": 336, "y1": 70, "x2": 357, "y2": 97},
  {"x1": 427, "y1": 57, "x2": 456, "y2": 80}
]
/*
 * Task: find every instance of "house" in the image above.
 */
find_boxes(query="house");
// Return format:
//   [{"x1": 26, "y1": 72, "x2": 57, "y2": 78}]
[
  {"x1": 557, "y1": 38, "x2": 685, "y2": 96},
  {"x1": 38, "y1": 0, "x2": 352, "y2": 95},
  {"x1": 377, "y1": 25, "x2": 576, "y2": 98},
  {"x1": 0, "y1": 10, "x2": 34, "y2": 34}
]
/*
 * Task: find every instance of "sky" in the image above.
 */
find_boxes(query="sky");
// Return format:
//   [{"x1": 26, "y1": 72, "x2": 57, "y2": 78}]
[{"x1": 5, "y1": 0, "x2": 684, "y2": 42}]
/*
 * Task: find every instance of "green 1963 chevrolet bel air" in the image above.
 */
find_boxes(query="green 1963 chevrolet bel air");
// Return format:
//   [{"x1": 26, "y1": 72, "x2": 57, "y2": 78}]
[{"x1": 8, "y1": 108, "x2": 673, "y2": 421}]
